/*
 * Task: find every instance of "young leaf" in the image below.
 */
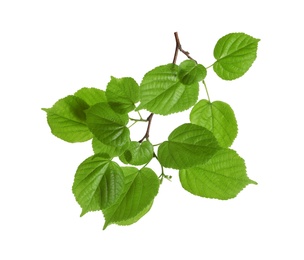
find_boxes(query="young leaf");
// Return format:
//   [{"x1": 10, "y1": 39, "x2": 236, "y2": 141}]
[
  {"x1": 105, "y1": 77, "x2": 139, "y2": 114},
  {"x1": 103, "y1": 167, "x2": 159, "y2": 229},
  {"x1": 213, "y1": 33, "x2": 260, "y2": 80},
  {"x1": 178, "y1": 60, "x2": 207, "y2": 85},
  {"x1": 157, "y1": 123, "x2": 220, "y2": 169},
  {"x1": 190, "y1": 99, "x2": 238, "y2": 148},
  {"x1": 74, "y1": 87, "x2": 107, "y2": 106},
  {"x1": 179, "y1": 149, "x2": 257, "y2": 200},
  {"x1": 92, "y1": 137, "x2": 129, "y2": 157},
  {"x1": 72, "y1": 154, "x2": 124, "y2": 216},
  {"x1": 136, "y1": 64, "x2": 199, "y2": 115},
  {"x1": 42, "y1": 95, "x2": 92, "y2": 142},
  {"x1": 119, "y1": 141, "x2": 153, "y2": 166},
  {"x1": 86, "y1": 102, "x2": 130, "y2": 147}
]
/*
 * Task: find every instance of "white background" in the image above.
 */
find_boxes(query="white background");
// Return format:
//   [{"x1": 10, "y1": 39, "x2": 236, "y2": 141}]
[{"x1": 1, "y1": 0, "x2": 303, "y2": 259}]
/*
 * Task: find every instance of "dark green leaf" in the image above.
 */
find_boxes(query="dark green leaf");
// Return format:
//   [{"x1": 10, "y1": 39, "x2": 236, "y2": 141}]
[
  {"x1": 72, "y1": 154, "x2": 124, "y2": 216},
  {"x1": 179, "y1": 149, "x2": 257, "y2": 200},
  {"x1": 190, "y1": 99, "x2": 238, "y2": 148},
  {"x1": 213, "y1": 33, "x2": 260, "y2": 80},
  {"x1": 136, "y1": 64, "x2": 199, "y2": 115},
  {"x1": 86, "y1": 102, "x2": 130, "y2": 147},
  {"x1": 42, "y1": 95, "x2": 92, "y2": 142},
  {"x1": 158, "y1": 123, "x2": 220, "y2": 169},
  {"x1": 74, "y1": 87, "x2": 107, "y2": 106},
  {"x1": 178, "y1": 60, "x2": 207, "y2": 85},
  {"x1": 103, "y1": 167, "x2": 159, "y2": 229},
  {"x1": 119, "y1": 141, "x2": 154, "y2": 166},
  {"x1": 106, "y1": 77, "x2": 139, "y2": 113}
]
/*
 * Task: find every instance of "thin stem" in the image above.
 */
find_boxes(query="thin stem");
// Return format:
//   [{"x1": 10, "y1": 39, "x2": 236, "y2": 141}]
[
  {"x1": 137, "y1": 111, "x2": 144, "y2": 120},
  {"x1": 139, "y1": 113, "x2": 154, "y2": 143},
  {"x1": 173, "y1": 32, "x2": 197, "y2": 64},
  {"x1": 129, "y1": 117, "x2": 148, "y2": 122},
  {"x1": 202, "y1": 80, "x2": 211, "y2": 102},
  {"x1": 128, "y1": 121, "x2": 137, "y2": 128},
  {"x1": 206, "y1": 63, "x2": 214, "y2": 69}
]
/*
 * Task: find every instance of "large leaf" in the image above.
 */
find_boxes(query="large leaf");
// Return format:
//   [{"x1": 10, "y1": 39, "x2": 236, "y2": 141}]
[
  {"x1": 119, "y1": 141, "x2": 154, "y2": 166},
  {"x1": 178, "y1": 60, "x2": 207, "y2": 85},
  {"x1": 157, "y1": 123, "x2": 220, "y2": 169},
  {"x1": 136, "y1": 64, "x2": 199, "y2": 115},
  {"x1": 72, "y1": 154, "x2": 124, "y2": 216},
  {"x1": 213, "y1": 33, "x2": 260, "y2": 80},
  {"x1": 103, "y1": 167, "x2": 159, "y2": 229},
  {"x1": 74, "y1": 87, "x2": 107, "y2": 106},
  {"x1": 179, "y1": 149, "x2": 257, "y2": 200},
  {"x1": 86, "y1": 102, "x2": 130, "y2": 147},
  {"x1": 105, "y1": 77, "x2": 139, "y2": 114},
  {"x1": 190, "y1": 99, "x2": 238, "y2": 148},
  {"x1": 92, "y1": 137, "x2": 129, "y2": 158},
  {"x1": 42, "y1": 95, "x2": 92, "y2": 142}
]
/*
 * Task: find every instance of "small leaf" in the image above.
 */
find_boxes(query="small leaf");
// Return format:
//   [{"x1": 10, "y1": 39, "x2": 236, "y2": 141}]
[
  {"x1": 74, "y1": 87, "x2": 107, "y2": 106},
  {"x1": 136, "y1": 64, "x2": 199, "y2": 115},
  {"x1": 86, "y1": 102, "x2": 130, "y2": 147},
  {"x1": 103, "y1": 167, "x2": 159, "y2": 229},
  {"x1": 42, "y1": 95, "x2": 92, "y2": 142},
  {"x1": 106, "y1": 77, "x2": 139, "y2": 113},
  {"x1": 190, "y1": 99, "x2": 238, "y2": 148},
  {"x1": 213, "y1": 32, "x2": 260, "y2": 80},
  {"x1": 178, "y1": 60, "x2": 207, "y2": 85},
  {"x1": 92, "y1": 137, "x2": 129, "y2": 157},
  {"x1": 119, "y1": 141, "x2": 154, "y2": 166},
  {"x1": 179, "y1": 149, "x2": 257, "y2": 200},
  {"x1": 157, "y1": 123, "x2": 220, "y2": 169},
  {"x1": 72, "y1": 154, "x2": 124, "y2": 216}
]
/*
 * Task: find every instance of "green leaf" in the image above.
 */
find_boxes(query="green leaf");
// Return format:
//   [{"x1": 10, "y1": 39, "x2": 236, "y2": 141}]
[
  {"x1": 105, "y1": 77, "x2": 139, "y2": 113},
  {"x1": 136, "y1": 64, "x2": 199, "y2": 115},
  {"x1": 119, "y1": 141, "x2": 154, "y2": 166},
  {"x1": 190, "y1": 99, "x2": 238, "y2": 148},
  {"x1": 179, "y1": 149, "x2": 257, "y2": 200},
  {"x1": 103, "y1": 167, "x2": 159, "y2": 229},
  {"x1": 42, "y1": 95, "x2": 92, "y2": 142},
  {"x1": 213, "y1": 32, "x2": 260, "y2": 80},
  {"x1": 72, "y1": 154, "x2": 124, "y2": 216},
  {"x1": 114, "y1": 201, "x2": 153, "y2": 226},
  {"x1": 74, "y1": 87, "x2": 107, "y2": 106},
  {"x1": 92, "y1": 137, "x2": 129, "y2": 158},
  {"x1": 178, "y1": 60, "x2": 207, "y2": 85},
  {"x1": 157, "y1": 123, "x2": 220, "y2": 169},
  {"x1": 86, "y1": 102, "x2": 130, "y2": 147}
]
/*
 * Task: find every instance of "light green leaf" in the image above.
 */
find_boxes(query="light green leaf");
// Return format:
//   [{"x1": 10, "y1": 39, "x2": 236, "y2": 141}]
[
  {"x1": 115, "y1": 201, "x2": 153, "y2": 226},
  {"x1": 179, "y1": 149, "x2": 257, "y2": 200},
  {"x1": 72, "y1": 154, "x2": 124, "y2": 216},
  {"x1": 103, "y1": 167, "x2": 159, "y2": 229},
  {"x1": 136, "y1": 64, "x2": 199, "y2": 115},
  {"x1": 158, "y1": 123, "x2": 220, "y2": 169},
  {"x1": 178, "y1": 60, "x2": 207, "y2": 85},
  {"x1": 213, "y1": 33, "x2": 260, "y2": 80},
  {"x1": 190, "y1": 99, "x2": 238, "y2": 148},
  {"x1": 92, "y1": 137, "x2": 129, "y2": 158},
  {"x1": 106, "y1": 77, "x2": 139, "y2": 113},
  {"x1": 42, "y1": 95, "x2": 92, "y2": 143},
  {"x1": 74, "y1": 87, "x2": 107, "y2": 106},
  {"x1": 86, "y1": 102, "x2": 130, "y2": 147},
  {"x1": 119, "y1": 141, "x2": 154, "y2": 166}
]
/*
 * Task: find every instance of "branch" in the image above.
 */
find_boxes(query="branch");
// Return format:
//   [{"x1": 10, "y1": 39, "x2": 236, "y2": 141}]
[
  {"x1": 139, "y1": 113, "x2": 154, "y2": 143},
  {"x1": 172, "y1": 32, "x2": 197, "y2": 64}
]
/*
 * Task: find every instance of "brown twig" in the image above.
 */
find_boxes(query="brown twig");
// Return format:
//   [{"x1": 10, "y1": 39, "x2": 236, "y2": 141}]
[
  {"x1": 172, "y1": 32, "x2": 197, "y2": 64},
  {"x1": 139, "y1": 113, "x2": 154, "y2": 143}
]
